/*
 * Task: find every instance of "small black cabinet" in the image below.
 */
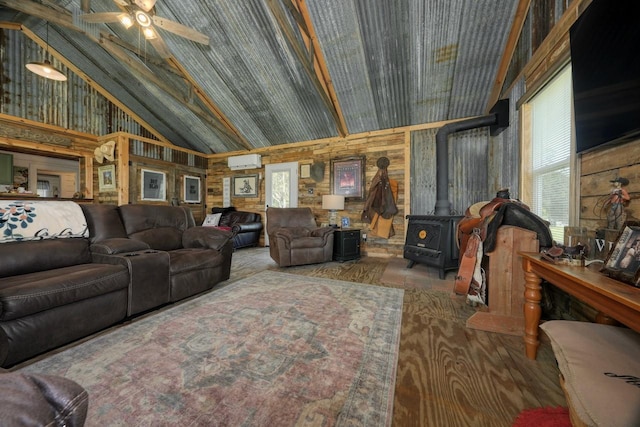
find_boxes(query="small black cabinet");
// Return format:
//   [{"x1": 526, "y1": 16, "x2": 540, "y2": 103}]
[{"x1": 333, "y1": 228, "x2": 361, "y2": 262}]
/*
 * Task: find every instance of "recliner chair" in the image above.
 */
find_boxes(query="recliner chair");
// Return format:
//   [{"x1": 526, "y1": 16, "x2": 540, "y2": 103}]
[{"x1": 266, "y1": 207, "x2": 335, "y2": 267}]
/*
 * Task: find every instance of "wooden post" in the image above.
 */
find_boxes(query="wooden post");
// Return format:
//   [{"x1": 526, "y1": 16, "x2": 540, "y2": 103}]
[{"x1": 466, "y1": 226, "x2": 539, "y2": 335}]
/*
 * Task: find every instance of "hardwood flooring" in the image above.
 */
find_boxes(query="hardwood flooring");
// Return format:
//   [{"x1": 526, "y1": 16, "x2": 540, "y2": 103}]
[{"x1": 231, "y1": 248, "x2": 565, "y2": 427}]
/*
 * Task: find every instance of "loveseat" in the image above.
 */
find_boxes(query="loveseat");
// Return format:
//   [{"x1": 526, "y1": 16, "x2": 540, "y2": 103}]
[
  {"x1": 211, "y1": 207, "x2": 263, "y2": 249},
  {"x1": 83, "y1": 204, "x2": 233, "y2": 307},
  {"x1": 0, "y1": 201, "x2": 233, "y2": 368}
]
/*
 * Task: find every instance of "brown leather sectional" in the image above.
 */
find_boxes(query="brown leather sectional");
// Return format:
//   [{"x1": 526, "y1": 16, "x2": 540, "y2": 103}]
[{"x1": 0, "y1": 203, "x2": 233, "y2": 368}]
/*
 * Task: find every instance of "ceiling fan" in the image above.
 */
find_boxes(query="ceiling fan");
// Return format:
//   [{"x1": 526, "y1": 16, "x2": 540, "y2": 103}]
[{"x1": 81, "y1": 0, "x2": 209, "y2": 58}]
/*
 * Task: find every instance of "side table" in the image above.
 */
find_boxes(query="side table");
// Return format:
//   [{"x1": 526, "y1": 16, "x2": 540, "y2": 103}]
[{"x1": 333, "y1": 228, "x2": 361, "y2": 262}]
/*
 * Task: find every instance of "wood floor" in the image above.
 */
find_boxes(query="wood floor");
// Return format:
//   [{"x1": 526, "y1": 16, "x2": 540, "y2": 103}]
[{"x1": 230, "y1": 248, "x2": 566, "y2": 427}]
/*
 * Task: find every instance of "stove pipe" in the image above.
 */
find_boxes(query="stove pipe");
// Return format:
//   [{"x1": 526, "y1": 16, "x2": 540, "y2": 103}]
[{"x1": 434, "y1": 99, "x2": 510, "y2": 216}]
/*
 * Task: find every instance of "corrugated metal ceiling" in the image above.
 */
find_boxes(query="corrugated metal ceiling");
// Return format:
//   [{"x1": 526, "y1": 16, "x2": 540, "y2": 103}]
[{"x1": 0, "y1": 0, "x2": 521, "y2": 154}]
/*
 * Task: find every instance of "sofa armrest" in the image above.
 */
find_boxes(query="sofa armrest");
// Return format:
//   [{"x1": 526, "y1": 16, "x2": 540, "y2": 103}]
[
  {"x1": 232, "y1": 222, "x2": 263, "y2": 234},
  {"x1": 0, "y1": 372, "x2": 88, "y2": 427},
  {"x1": 183, "y1": 226, "x2": 233, "y2": 250},
  {"x1": 90, "y1": 238, "x2": 150, "y2": 255}
]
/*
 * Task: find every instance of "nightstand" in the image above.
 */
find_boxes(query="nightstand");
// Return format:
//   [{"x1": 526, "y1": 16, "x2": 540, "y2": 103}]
[{"x1": 333, "y1": 228, "x2": 361, "y2": 262}]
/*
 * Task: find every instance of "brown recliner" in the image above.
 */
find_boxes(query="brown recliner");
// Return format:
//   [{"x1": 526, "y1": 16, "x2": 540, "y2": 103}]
[{"x1": 266, "y1": 207, "x2": 334, "y2": 267}]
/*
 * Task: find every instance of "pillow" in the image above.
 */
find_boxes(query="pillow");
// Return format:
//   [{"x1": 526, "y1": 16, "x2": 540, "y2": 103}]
[
  {"x1": 202, "y1": 213, "x2": 222, "y2": 227},
  {"x1": 540, "y1": 320, "x2": 640, "y2": 427},
  {"x1": 0, "y1": 201, "x2": 88, "y2": 243}
]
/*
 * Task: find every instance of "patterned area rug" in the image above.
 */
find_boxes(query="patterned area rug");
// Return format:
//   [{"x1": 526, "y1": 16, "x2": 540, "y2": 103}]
[{"x1": 19, "y1": 271, "x2": 403, "y2": 426}]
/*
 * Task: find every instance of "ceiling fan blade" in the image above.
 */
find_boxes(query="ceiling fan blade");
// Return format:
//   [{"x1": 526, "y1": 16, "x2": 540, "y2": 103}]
[
  {"x1": 81, "y1": 12, "x2": 123, "y2": 23},
  {"x1": 152, "y1": 16, "x2": 210, "y2": 45},
  {"x1": 133, "y1": 0, "x2": 157, "y2": 13},
  {"x1": 81, "y1": 0, "x2": 90, "y2": 13},
  {"x1": 148, "y1": 34, "x2": 173, "y2": 59}
]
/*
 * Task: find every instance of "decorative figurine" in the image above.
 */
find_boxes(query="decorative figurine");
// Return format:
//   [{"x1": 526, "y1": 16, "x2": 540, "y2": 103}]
[{"x1": 607, "y1": 177, "x2": 630, "y2": 230}]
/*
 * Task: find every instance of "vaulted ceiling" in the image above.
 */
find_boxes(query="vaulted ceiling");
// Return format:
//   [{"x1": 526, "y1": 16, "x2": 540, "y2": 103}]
[{"x1": 0, "y1": 0, "x2": 524, "y2": 154}]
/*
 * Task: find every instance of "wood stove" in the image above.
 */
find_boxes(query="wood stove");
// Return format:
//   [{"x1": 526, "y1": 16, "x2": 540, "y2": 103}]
[
  {"x1": 403, "y1": 99, "x2": 509, "y2": 279},
  {"x1": 404, "y1": 215, "x2": 463, "y2": 279}
]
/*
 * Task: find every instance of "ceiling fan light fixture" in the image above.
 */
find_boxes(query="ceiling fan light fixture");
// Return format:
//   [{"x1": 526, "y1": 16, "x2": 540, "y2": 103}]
[
  {"x1": 135, "y1": 10, "x2": 152, "y2": 27},
  {"x1": 118, "y1": 13, "x2": 134, "y2": 29},
  {"x1": 142, "y1": 27, "x2": 157, "y2": 40}
]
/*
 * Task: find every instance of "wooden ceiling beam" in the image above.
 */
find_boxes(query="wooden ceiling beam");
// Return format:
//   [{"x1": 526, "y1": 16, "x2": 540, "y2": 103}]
[
  {"x1": 266, "y1": 0, "x2": 348, "y2": 137},
  {"x1": 0, "y1": 0, "x2": 247, "y2": 152},
  {"x1": 485, "y1": 0, "x2": 531, "y2": 114},
  {"x1": 0, "y1": 0, "x2": 75, "y2": 31},
  {"x1": 293, "y1": 0, "x2": 348, "y2": 137},
  {"x1": 100, "y1": 36, "x2": 247, "y2": 151},
  {"x1": 167, "y1": 57, "x2": 252, "y2": 151}
]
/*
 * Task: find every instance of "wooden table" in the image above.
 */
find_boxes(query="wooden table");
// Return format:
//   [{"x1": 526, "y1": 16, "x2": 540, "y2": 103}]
[{"x1": 520, "y1": 252, "x2": 640, "y2": 359}]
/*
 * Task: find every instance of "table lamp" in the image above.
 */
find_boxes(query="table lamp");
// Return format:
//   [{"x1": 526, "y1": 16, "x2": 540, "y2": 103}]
[{"x1": 322, "y1": 194, "x2": 345, "y2": 227}]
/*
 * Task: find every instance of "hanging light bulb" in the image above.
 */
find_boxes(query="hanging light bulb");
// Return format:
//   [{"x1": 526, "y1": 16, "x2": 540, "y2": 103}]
[
  {"x1": 25, "y1": 21, "x2": 67, "y2": 82},
  {"x1": 142, "y1": 27, "x2": 157, "y2": 40},
  {"x1": 118, "y1": 13, "x2": 135, "y2": 29}
]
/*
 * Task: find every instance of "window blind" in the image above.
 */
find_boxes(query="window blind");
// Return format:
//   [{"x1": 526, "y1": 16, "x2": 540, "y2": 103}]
[{"x1": 530, "y1": 66, "x2": 572, "y2": 242}]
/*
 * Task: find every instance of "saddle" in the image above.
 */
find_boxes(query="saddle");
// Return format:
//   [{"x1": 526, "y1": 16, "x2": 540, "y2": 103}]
[{"x1": 454, "y1": 190, "x2": 553, "y2": 296}]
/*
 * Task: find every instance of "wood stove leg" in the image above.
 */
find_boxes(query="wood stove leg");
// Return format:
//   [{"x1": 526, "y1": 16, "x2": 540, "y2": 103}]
[
  {"x1": 406, "y1": 260, "x2": 415, "y2": 268},
  {"x1": 523, "y1": 267, "x2": 542, "y2": 360}
]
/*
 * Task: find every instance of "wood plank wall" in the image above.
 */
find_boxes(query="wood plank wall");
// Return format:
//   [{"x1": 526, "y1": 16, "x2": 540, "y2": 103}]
[
  {"x1": 0, "y1": 120, "x2": 209, "y2": 223},
  {"x1": 579, "y1": 138, "x2": 640, "y2": 231},
  {"x1": 208, "y1": 132, "x2": 408, "y2": 257}
]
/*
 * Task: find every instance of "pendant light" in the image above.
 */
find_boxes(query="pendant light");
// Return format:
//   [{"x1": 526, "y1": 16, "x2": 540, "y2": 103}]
[{"x1": 25, "y1": 21, "x2": 67, "y2": 82}]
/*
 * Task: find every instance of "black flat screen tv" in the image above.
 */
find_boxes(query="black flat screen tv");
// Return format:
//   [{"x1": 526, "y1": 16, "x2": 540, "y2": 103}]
[{"x1": 570, "y1": 0, "x2": 640, "y2": 154}]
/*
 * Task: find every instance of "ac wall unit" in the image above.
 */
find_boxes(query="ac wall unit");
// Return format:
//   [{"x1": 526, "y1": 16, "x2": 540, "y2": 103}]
[{"x1": 227, "y1": 154, "x2": 262, "y2": 170}]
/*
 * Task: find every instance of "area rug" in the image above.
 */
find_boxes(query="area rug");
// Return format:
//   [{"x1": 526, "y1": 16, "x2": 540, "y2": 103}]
[
  {"x1": 19, "y1": 271, "x2": 403, "y2": 426},
  {"x1": 512, "y1": 406, "x2": 571, "y2": 427}
]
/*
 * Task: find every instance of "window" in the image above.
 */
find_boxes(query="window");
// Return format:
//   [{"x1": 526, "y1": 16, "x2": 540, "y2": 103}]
[{"x1": 525, "y1": 65, "x2": 574, "y2": 243}]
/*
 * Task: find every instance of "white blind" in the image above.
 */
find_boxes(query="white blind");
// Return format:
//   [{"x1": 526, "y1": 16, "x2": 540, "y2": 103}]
[{"x1": 530, "y1": 66, "x2": 572, "y2": 242}]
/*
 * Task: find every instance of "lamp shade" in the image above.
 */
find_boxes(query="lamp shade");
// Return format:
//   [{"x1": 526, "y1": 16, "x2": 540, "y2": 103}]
[
  {"x1": 25, "y1": 60, "x2": 67, "y2": 81},
  {"x1": 322, "y1": 194, "x2": 345, "y2": 210}
]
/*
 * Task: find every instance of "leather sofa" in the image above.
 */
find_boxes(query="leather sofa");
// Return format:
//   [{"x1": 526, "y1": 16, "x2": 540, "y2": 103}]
[
  {"x1": 212, "y1": 207, "x2": 263, "y2": 249},
  {"x1": 0, "y1": 237, "x2": 130, "y2": 368},
  {"x1": 0, "y1": 202, "x2": 233, "y2": 368},
  {"x1": 0, "y1": 369, "x2": 88, "y2": 426},
  {"x1": 83, "y1": 204, "x2": 233, "y2": 307},
  {"x1": 266, "y1": 207, "x2": 334, "y2": 267}
]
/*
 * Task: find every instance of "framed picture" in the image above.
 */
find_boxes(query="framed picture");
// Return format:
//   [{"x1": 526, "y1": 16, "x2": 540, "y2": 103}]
[
  {"x1": 98, "y1": 165, "x2": 116, "y2": 191},
  {"x1": 602, "y1": 221, "x2": 640, "y2": 287},
  {"x1": 300, "y1": 164, "x2": 311, "y2": 179},
  {"x1": 233, "y1": 174, "x2": 258, "y2": 197},
  {"x1": 141, "y1": 169, "x2": 166, "y2": 201},
  {"x1": 330, "y1": 156, "x2": 365, "y2": 199},
  {"x1": 183, "y1": 175, "x2": 201, "y2": 203}
]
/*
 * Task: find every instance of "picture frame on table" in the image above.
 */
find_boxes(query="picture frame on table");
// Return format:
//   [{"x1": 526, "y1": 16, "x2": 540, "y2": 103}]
[
  {"x1": 183, "y1": 175, "x2": 201, "y2": 203},
  {"x1": 98, "y1": 165, "x2": 116, "y2": 192},
  {"x1": 141, "y1": 169, "x2": 166, "y2": 201},
  {"x1": 233, "y1": 174, "x2": 258, "y2": 197},
  {"x1": 330, "y1": 156, "x2": 365, "y2": 200},
  {"x1": 602, "y1": 221, "x2": 640, "y2": 287}
]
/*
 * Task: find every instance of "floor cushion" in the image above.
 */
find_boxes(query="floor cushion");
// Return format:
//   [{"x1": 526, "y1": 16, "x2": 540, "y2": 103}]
[{"x1": 540, "y1": 320, "x2": 640, "y2": 427}]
